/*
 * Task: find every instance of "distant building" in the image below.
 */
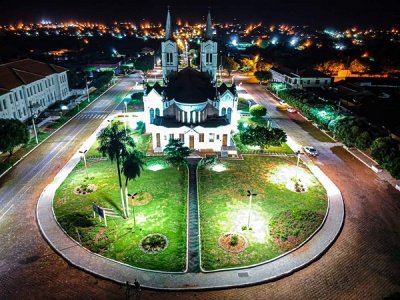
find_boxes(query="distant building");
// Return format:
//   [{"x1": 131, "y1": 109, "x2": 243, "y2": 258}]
[
  {"x1": 270, "y1": 66, "x2": 332, "y2": 88},
  {"x1": 0, "y1": 59, "x2": 70, "y2": 121}
]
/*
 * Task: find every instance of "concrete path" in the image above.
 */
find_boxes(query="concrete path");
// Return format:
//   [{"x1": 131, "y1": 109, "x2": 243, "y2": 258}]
[
  {"x1": 36, "y1": 116, "x2": 344, "y2": 290},
  {"x1": 186, "y1": 158, "x2": 202, "y2": 273}
]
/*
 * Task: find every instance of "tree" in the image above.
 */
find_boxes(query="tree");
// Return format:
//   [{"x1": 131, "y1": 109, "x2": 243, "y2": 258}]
[
  {"x1": 97, "y1": 123, "x2": 135, "y2": 218},
  {"x1": 222, "y1": 57, "x2": 240, "y2": 76},
  {"x1": 93, "y1": 71, "x2": 114, "y2": 89},
  {"x1": 349, "y1": 59, "x2": 370, "y2": 73},
  {"x1": 250, "y1": 104, "x2": 267, "y2": 117},
  {"x1": 163, "y1": 139, "x2": 191, "y2": 169},
  {"x1": 314, "y1": 60, "x2": 345, "y2": 76},
  {"x1": 254, "y1": 71, "x2": 271, "y2": 84},
  {"x1": 0, "y1": 119, "x2": 29, "y2": 156},
  {"x1": 240, "y1": 58, "x2": 256, "y2": 73},
  {"x1": 122, "y1": 149, "x2": 146, "y2": 221},
  {"x1": 135, "y1": 54, "x2": 154, "y2": 75},
  {"x1": 240, "y1": 126, "x2": 287, "y2": 150},
  {"x1": 256, "y1": 61, "x2": 272, "y2": 71}
]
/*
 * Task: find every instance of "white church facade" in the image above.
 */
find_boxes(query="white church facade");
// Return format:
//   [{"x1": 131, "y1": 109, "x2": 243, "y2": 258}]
[{"x1": 143, "y1": 9, "x2": 238, "y2": 153}]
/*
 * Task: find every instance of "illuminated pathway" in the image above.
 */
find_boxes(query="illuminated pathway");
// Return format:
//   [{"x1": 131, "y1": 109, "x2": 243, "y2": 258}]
[
  {"x1": 36, "y1": 116, "x2": 344, "y2": 290},
  {"x1": 186, "y1": 158, "x2": 202, "y2": 273}
]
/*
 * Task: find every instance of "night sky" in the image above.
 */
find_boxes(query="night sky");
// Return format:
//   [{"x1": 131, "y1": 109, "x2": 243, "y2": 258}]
[{"x1": 0, "y1": 0, "x2": 398, "y2": 27}]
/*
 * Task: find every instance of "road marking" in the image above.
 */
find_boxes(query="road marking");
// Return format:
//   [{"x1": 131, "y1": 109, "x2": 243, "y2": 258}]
[{"x1": 0, "y1": 204, "x2": 14, "y2": 222}]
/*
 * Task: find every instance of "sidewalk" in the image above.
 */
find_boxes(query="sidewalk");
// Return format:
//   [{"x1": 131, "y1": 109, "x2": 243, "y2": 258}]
[{"x1": 36, "y1": 119, "x2": 344, "y2": 291}]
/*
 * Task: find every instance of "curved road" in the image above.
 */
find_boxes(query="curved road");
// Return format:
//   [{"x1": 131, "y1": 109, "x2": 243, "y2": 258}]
[{"x1": 0, "y1": 81, "x2": 399, "y2": 299}]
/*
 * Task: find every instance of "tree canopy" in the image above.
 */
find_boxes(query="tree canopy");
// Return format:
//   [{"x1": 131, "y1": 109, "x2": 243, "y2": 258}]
[
  {"x1": 250, "y1": 104, "x2": 267, "y2": 117},
  {"x1": 163, "y1": 139, "x2": 191, "y2": 169},
  {"x1": 240, "y1": 126, "x2": 287, "y2": 150},
  {"x1": 0, "y1": 119, "x2": 29, "y2": 155},
  {"x1": 254, "y1": 71, "x2": 271, "y2": 83},
  {"x1": 135, "y1": 54, "x2": 154, "y2": 74}
]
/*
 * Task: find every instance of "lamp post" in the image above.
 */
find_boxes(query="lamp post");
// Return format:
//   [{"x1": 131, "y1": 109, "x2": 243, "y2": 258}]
[
  {"x1": 85, "y1": 77, "x2": 90, "y2": 102},
  {"x1": 28, "y1": 102, "x2": 39, "y2": 144},
  {"x1": 231, "y1": 75, "x2": 235, "y2": 85},
  {"x1": 127, "y1": 193, "x2": 138, "y2": 226},
  {"x1": 79, "y1": 149, "x2": 89, "y2": 179},
  {"x1": 295, "y1": 150, "x2": 301, "y2": 180},
  {"x1": 123, "y1": 100, "x2": 128, "y2": 136},
  {"x1": 247, "y1": 190, "x2": 257, "y2": 230}
]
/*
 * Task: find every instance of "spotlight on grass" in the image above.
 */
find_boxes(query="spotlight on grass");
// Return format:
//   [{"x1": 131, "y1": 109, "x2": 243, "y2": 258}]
[
  {"x1": 210, "y1": 163, "x2": 227, "y2": 172},
  {"x1": 147, "y1": 161, "x2": 166, "y2": 172}
]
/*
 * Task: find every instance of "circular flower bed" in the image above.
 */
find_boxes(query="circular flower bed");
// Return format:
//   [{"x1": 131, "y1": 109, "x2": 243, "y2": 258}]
[
  {"x1": 133, "y1": 192, "x2": 153, "y2": 206},
  {"x1": 218, "y1": 233, "x2": 248, "y2": 253},
  {"x1": 73, "y1": 184, "x2": 97, "y2": 195},
  {"x1": 285, "y1": 178, "x2": 307, "y2": 193},
  {"x1": 140, "y1": 234, "x2": 168, "y2": 254}
]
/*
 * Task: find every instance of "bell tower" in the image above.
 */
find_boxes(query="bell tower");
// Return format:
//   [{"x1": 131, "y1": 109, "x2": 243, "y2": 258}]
[
  {"x1": 161, "y1": 7, "x2": 178, "y2": 81},
  {"x1": 200, "y1": 9, "x2": 218, "y2": 81}
]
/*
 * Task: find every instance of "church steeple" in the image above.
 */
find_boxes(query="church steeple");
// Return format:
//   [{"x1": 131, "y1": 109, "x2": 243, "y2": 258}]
[
  {"x1": 165, "y1": 6, "x2": 172, "y2": 40},
  {"x1": 205, "y1": 8, "x2": 213, "y2": 40}
]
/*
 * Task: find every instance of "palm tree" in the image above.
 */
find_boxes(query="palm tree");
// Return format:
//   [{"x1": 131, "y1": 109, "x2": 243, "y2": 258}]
[
  {"x1": 122, "y1": 150, "x2": 146, "y2": 224},
  {"x1": 97, "y1": 122, "x2": 135, "y2": 218}
]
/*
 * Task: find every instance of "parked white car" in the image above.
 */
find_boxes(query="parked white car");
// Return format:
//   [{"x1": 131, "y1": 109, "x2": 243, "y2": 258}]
[{"x1": 303, "y1": 146, "x2": 319, "y2": 156}]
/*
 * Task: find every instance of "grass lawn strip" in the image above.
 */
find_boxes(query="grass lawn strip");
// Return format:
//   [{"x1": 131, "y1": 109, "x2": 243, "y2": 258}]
[
  {"x1": 54, "y1": 156, "x2": 187, "y2": 272},
  {"x1": 199, "y1": 155, "x2": 327, "y2": 270}
]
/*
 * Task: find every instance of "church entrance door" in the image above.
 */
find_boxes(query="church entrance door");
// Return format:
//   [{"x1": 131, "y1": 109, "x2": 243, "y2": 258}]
[
  {"x1": 156, "y1": 133, "x2": 161, "y2": 148},
  {"x1": 189, "y1": 135, "x2": 195, "y2": 149},
  {"x1": 222, "y1": 134, "x2": 228, "y2": 147}
]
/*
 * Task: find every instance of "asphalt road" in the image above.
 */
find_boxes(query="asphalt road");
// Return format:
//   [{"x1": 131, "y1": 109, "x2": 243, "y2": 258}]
[
  {"x1": 0, "y1": 81, "x2": 399, "y2": 299},
  {"x1": 0, "y1": 78, "x2": 136, "y2": 298}
]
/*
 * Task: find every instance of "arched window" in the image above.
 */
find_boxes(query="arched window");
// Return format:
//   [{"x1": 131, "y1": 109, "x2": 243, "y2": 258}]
[
  {"x1": 155, "y1": 108, "x2": 160, "y2": 116},
  {"x1": 150, "y1": 108, "x2": 155, "y2": 124},
  {"x1": 221, "y1": 107, "x2": 226, "y2": 116},
  {"x1": 227, "y1": 108, "x2": 232, "y2": 123}
]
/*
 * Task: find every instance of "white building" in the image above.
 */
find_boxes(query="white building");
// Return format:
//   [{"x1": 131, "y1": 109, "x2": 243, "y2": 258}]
[
  {"x1": 270, "y1": 66, "x2": 332, "y2": 89},
  {"x1": 144, "y1": 9, "x2": 238, "y2": 153},
  {"x1": 0, "y1": 59, "x2": 70, "y2": 121}
]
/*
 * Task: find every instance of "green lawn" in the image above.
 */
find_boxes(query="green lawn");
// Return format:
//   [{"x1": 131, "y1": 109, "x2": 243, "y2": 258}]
[
  {"x1": 54, "y1": 156, "x2": 187, "y2": 272},
  {"x1": 233, "y1": 134, "x2": 293, "y2": 154},
  {"x1": 198, "y1": 156, "x2": 327, "y2": 270}
]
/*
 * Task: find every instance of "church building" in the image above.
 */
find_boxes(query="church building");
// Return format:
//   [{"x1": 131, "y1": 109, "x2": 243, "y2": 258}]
[{"x1": 143, "y1": 8, "x2": 238, "y2": 153}]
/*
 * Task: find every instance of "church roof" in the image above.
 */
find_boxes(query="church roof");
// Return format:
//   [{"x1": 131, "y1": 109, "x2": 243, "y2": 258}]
[
  {"x1": 166, "y1": 67, "x2": 216, "y2": 104},
  {"x1": 146, "y1": 82, "x2": 164, "y2": 96},
  {"x1": 153, "y1": 115, "x2": 230, "y2": 128},
  {"x1": 218, "y1": 83, "x2": 236, "y2": 96}
]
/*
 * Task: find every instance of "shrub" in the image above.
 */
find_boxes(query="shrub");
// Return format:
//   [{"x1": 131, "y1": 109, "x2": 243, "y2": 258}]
[
  {"x1": 230, "y1": 235, "x2": 239, "y2": 246},
  {"x1": 135, "y1": 121, "x2": 145, "y2": 134},
  {"x1": 250, "y1": 104, "x2": 267, "y2": 117}
]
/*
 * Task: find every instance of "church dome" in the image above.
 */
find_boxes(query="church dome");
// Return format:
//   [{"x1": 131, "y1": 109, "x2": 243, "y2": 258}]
[{"x1": 166, "y1": 67, "x2": 216, "y2": 104}]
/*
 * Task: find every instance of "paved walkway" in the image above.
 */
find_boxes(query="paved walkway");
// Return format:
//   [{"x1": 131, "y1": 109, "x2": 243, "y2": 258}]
[
  {"x1": 186, "y1": 158, "x2": 202, "y2": 273},
  {"x1": 36, "y1": 117, "x2": 344, "y2": 290}
]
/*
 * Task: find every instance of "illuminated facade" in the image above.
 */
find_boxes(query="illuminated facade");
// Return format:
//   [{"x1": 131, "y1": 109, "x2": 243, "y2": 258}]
[
  {"x1": 144, "y1": 9, "x2": 237, "y2": 153},
  {"x1": 0, "y1": 59, "x2": 70, "y2": 121}
]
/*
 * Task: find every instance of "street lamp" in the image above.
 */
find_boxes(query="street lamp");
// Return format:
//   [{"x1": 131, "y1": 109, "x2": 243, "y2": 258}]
[
  {"x1": 28, "y1": 102, "x2": 39, "y2": 144},
  {"x1": 123, "y1": 100, "x2": 128, "y2": 136},
  {"x1": 246, "y1": 190, "x2": 257, "y2": 230},
  {"x1": 79, "y1": 149, "x2": 89, "y2": 179},
  {"x1": 295, "y1": 150, "x2": 301, "y2": 180},
  {"x1": 231, "y1": 75, "x2": 235, "y2": 85},
  {"x1": 85, "y1": 77, "x2": 90, "y2": 102},
  {"x1": 127, "y1": 192, "x2": 138, "y2": 226}
]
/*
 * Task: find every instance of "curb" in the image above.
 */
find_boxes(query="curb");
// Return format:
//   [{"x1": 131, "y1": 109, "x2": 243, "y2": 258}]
[
  {"x1": 37, "y1": 126, "x2": 345, "y2": 290},
  {"x1": 0, "y1": 81, "x2": 119, "y2": 180}
]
